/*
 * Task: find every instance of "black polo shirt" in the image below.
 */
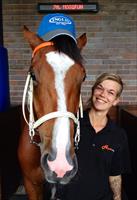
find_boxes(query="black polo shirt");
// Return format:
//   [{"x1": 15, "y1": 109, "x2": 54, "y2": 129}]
[{"x1": 63, "y1": 110, "x2": 131, "y2": 200}]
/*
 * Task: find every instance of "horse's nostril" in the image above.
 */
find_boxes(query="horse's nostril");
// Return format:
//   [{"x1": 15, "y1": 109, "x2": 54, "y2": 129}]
[
  {"x1": 47, "y1": 152, "x2": 56, "y2": 161},
  {"x1": 41, "y1": 151, "x2": 56, "y2": 166},
  {"x1": 47, "y1": 154, "x2": 53, "y2": 161},
  {"x1": 41, "y1": 152, "x2": 78, "y2": 184}
]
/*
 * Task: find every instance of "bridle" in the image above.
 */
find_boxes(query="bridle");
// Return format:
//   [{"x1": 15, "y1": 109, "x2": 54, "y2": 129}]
[{"x1": 22, "y1": 41, "x2": 83, "y2": 148}]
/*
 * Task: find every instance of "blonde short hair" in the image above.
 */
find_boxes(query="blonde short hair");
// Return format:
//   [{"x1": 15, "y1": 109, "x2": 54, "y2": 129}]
[
  {"x1": 92, "y1": 73, "x2": 123, "y2": 97},
  {"x1": 85, "y1": 73, "x2": 124, "y2": 109}
]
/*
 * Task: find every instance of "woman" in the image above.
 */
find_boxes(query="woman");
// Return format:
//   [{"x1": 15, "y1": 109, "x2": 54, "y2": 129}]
[{"x1": 63, "y1": 73, "x2": 131, "y2": 200}]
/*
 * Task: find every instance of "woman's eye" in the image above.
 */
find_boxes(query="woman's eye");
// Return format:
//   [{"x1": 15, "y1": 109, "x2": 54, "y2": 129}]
[
  {"x1": 108, "y1": 91, "x2": 116, "y2": 96},
  {"x1": 96, "y1": 85, "x2": 102, "y2": 90},
  {"x1": 108, "y1": 91, "x2": 113, "y2": 95}
]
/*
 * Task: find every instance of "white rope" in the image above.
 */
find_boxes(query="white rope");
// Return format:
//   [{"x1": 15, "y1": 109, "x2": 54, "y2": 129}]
[
  {"x1": 28, "y1": 78, "x2": 35, "y2": 138},
  {"x1": 50, "y1": 184, "x2": 56, "y2": 200},
  {"x1": 74, "y1": 110, "x2": 80, "y2": 147},
  {"x1": 79, "y1": 94, "x2": 83, "y2": 118},
  {"x1": 22, "y1": 73, "x2": 31, "y2": 126}
]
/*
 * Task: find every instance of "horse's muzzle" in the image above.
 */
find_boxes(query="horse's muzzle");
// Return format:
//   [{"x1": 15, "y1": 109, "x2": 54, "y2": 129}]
[{"x1": 41, "y1": 152, "x2": 78, "y2": 184}]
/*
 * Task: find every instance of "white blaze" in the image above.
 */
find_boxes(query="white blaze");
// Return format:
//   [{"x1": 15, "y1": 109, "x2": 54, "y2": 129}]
[{"x1": 46, "y1": 51, "x2": 74, "y2": 177}]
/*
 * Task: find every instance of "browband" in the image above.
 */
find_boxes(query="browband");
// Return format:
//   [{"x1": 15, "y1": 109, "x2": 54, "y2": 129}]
[{"x1": 32, "y1": 41, "x2": 54, "y2": 58}]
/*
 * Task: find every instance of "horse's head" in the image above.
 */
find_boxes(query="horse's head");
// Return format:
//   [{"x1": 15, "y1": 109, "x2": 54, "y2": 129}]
[{"x1": 23, "y1": 26, "x2": 87, "y2": 184}]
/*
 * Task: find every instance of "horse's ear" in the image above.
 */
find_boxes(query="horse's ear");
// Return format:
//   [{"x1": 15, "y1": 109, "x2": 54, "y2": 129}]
[
  {"x1": 23, "y1": 25, "x2": 44, "y2": 49},
  {"x1": 77, "y1": 33, "x2": 87, "y2": 50}
]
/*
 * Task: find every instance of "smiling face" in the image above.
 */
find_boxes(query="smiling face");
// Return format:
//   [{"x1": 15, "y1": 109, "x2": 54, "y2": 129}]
[{"x1": 92, "y1": 79, "x2": 121, "y2": 113}]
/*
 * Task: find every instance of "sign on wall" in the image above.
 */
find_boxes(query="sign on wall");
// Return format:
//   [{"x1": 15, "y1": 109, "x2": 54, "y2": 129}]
[{"x1": 37, "y1": 2, "x2": 99, "y2": 13}]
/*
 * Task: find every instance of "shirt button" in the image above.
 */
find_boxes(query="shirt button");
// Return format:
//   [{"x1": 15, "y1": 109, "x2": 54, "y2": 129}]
[{"x1": 92, "y1": 143, "x2": 96, "y2": 147}]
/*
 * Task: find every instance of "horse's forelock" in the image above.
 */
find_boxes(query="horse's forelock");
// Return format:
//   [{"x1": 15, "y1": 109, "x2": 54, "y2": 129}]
[{"x1": 51, "y1": 35, "x2": 83, "y2": 65}]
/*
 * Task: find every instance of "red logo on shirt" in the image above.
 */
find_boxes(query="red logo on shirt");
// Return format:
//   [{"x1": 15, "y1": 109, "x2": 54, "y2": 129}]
[{"x1": 101, "y1": 144, "x2": 114, "y2": 152}]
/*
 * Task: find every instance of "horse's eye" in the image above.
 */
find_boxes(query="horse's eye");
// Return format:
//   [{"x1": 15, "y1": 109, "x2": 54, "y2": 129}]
[
  {"x1": 83, "y1": 74, "x2": 87, "y2": 82},
  {"x1": 30, "y1": 71, "x2": 38, "y2": 86},
  {"x1": 30, "y1": 71, "x2": 36, "y2": 81}
]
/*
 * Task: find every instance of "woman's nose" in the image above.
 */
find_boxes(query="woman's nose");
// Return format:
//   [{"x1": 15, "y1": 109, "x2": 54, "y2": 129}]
[{"x1": 100, "y1": 89, "x2": 107, "y2": 96}]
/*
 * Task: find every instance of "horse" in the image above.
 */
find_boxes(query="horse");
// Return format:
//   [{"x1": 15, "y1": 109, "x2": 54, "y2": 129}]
[{"x1": 18, "y1": 25, "x2": 87, "y2": 200}]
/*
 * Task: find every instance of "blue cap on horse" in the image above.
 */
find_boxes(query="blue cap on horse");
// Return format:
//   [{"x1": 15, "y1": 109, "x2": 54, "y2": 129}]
[{"x1": 37, "y1": 13, "x2": 76, "y2": 43}]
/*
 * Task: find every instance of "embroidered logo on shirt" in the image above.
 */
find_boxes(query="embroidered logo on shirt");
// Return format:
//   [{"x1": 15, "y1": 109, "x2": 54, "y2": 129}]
[{"x1": 101, "y1": 144, "x2": 115, "y2": 152}]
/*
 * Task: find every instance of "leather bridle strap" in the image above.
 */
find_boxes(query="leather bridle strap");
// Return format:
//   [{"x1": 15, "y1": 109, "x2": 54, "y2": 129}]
[
  {"x1": 33, "y1": 111, "x2": 78, "y2": 129},
  {"x1": 32, "y1": 41, "x2": 54, "y2": 58}
]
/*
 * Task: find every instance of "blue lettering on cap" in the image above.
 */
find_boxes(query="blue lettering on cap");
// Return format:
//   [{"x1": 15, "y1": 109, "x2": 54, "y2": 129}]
[{"x1": 49, "y1": 16, "x2": 72, "y2": 25}]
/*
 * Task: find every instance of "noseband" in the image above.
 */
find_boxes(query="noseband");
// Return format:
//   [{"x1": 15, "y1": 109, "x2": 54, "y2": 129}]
[{"x1": 22, "y1": 41, "x2": 83, "y2": 148}]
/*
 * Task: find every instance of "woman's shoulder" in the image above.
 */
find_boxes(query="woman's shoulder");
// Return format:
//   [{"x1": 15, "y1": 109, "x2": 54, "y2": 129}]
[{"x1": 107, "y1": 118, "x2": 127, "y2": 140}]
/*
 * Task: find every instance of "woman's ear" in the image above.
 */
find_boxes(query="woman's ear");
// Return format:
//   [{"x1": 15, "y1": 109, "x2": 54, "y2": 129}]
[{"x1": 113, "y1": 97, "x2": 120, "y2": 106}]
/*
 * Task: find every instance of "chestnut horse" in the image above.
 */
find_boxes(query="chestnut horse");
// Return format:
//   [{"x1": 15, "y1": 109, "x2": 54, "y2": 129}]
[{"x1": 18, "y1": 26, "x2": 87, "y2": 200}]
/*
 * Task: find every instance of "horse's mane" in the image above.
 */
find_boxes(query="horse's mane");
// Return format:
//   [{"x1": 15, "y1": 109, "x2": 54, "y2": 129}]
[{"x1": 51, "y1": 35, "x2": 83, "y2": 65}]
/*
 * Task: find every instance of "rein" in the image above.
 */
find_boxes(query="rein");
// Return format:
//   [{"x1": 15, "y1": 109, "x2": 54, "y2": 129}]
[{"x1": 22, "y1": 42, "x2": 83, "y2": 147}]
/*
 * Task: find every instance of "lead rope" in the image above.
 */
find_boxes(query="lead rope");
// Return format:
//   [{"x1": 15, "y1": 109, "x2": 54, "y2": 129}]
[
  {"x1": 50, "y1": 184, "x2": 56, "y2": 200},
  {"x1": 50, "y1": 183, "x2": 65, "y2": 200},
  {"x1": 22, "y1": 72, "x2": 31, "y2": 126},
  {"x1": 22, "y1": 73, "x2": 36, "y2": 143},
  {"x1": 74, "y1": 95, "x2": 83, "y2": 149},
  {"x1": 28, "y1": 77, "x2": 35, "y2": 142}
]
